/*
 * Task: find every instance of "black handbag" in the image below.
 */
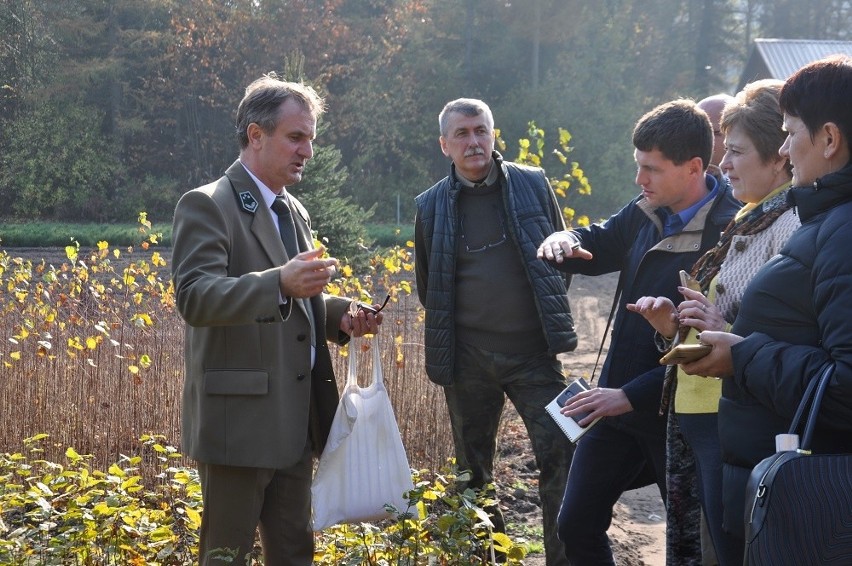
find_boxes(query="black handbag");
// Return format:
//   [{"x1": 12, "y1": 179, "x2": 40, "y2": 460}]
[{"x1": 744, "y1": 364, "x2": 852, "y2": 565}]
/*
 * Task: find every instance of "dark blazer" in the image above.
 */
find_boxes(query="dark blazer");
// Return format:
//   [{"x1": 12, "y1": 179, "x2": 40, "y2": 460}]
[
  {"x1": 551, "y1": 176, "x2": 739, "y2": 434},
  {"x1": 172, "y1": 160, "x2": 350, "y2": 470}
]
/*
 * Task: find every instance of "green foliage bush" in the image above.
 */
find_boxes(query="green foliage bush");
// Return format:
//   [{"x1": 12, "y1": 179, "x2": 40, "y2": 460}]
[
  {"x1": 0, "y1": 437, "x2": 525, "y2": 565},
  {"x1": 0, "y1": 102, "x2": 126, "y2": 222},
  {"x1": 291, "y1": 134, "x2": 375, "y2": 267},
  {"x1": 366, "y1": 224, "x2": 415, "y2": 248},
  {"x1": 0, "y1": 434, "x2": 199, "y2": 565},
  {"x1": 0, "y1": 221, "x2": 173, "y2": 248},
  {"x1": 0, "y1": 220, "x2": 415, "y2": 252},
  {"x1": 0, "y1": 222, "x2": 414, "y2": 252}
]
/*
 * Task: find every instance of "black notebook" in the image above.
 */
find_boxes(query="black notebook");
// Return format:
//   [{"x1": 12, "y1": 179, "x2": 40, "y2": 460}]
[{"x1": 545, "y1": 377, "x2": 601, "y2": 443}]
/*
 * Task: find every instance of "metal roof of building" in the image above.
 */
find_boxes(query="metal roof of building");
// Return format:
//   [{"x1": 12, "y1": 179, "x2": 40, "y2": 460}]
[{"x1": 737, "y1": 38, "x2": 852, "y2": 90}]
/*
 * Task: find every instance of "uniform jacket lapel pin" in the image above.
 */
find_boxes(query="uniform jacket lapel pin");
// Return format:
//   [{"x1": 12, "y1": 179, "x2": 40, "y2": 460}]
[{"x1": 239, "y1": 191, "x2": 259, "y2": 213}]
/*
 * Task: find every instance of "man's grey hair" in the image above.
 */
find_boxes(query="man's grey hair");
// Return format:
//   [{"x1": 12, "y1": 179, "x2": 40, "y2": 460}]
[
  {"x1": 235, "y1": 73, "x2": 325, "y2": 149},
  {"x1": 438, "y1": 98, "x2": 494, "y2": 137}
]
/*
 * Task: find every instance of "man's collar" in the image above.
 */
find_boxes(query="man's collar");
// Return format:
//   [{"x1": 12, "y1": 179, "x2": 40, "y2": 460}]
[
  {"x1": 455, "y1": 159, "x2": 498, "y2": 188},
  {"x1": 658, "y1": 173, "x2": 719, "y2": 237}
]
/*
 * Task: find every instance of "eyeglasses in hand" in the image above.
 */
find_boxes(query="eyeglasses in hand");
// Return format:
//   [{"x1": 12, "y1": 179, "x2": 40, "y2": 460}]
[{"x1": 349, "y1": 293, "x2": 391, "y2": 317}]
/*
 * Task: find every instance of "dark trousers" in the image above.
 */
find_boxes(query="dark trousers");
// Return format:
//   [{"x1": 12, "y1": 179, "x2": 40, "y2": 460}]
[
  {"x1": 557, "y1": 420, "x2": 666, "y2": 566},
  {"x1": 445, "y1": 341, "x2": 573, "y2": 566},
  {"x1": 677, "y1": 412, "x2": 744, "y2": 566},
  {"x1": 197, "y1": 442, "x2": 313, "y2": 566}
]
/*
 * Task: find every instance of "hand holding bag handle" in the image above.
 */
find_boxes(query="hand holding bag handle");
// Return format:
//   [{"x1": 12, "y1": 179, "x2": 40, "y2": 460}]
[{"x1": 744, "y1": 363, "x2": 852, "y2": 566}]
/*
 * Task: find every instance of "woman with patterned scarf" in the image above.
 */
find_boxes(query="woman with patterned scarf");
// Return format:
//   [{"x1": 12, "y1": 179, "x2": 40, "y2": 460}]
[{"x1": 627, "y1": 79, "x2": 800, "y2": 565}]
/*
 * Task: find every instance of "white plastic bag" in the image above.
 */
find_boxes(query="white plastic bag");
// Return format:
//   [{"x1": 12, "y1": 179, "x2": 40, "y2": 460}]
[{"x1": 311, "y1": 338, "x2": 414, "y2": 531}]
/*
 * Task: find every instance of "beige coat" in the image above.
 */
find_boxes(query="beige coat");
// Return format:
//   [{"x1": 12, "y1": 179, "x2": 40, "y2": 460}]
[{"x1": 172, "y1": 160, "x2": 349, "y2": 469}]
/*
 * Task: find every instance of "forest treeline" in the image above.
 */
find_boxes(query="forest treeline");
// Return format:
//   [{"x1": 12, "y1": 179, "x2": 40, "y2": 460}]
[{"x1": 1, "y1": 0, "x2": 850, "y2": 232}]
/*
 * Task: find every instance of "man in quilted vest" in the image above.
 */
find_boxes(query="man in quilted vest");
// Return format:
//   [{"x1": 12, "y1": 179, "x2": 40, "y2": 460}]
[{"x1": 414, "y1": 98, "x2": 578, "y2": 566}]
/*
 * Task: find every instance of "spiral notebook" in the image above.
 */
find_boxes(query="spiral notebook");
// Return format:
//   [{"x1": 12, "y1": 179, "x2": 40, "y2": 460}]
[{"x1": 545, "y1": 377, "x2": 601, "y2": 443}]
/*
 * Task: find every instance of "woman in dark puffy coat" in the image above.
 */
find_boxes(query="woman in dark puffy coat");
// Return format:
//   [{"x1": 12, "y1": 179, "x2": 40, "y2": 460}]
[{"x1": 682, "y1": 54, "x2": 852, "y2": 546}]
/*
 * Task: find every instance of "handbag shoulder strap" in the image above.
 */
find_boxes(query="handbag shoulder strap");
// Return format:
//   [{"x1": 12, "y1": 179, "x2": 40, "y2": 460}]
[
  {"x1": 787, "y1": 368, "x2": 823, "y2": 435},
  {"x1": 795, "y1": 364, "x2": 835, "y2": 452}
]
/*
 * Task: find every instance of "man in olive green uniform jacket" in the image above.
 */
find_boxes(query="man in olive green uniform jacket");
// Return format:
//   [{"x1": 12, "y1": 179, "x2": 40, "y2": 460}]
[{"x1": 172, "y1": 76, "x2": 381, "y2": 566}]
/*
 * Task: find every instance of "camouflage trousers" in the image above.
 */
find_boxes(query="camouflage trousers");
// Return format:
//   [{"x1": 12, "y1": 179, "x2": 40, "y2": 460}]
[{"x1": 444, "y1": 340, "x2": 574, "y2": 566}]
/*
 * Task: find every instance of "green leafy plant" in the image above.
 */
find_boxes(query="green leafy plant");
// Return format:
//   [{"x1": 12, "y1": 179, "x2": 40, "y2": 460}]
[
  {"x1": 1, "y1": 438, "x2": 524, "y2": 565},
  {"x1": 0, "y1": 434, "x2": 200, "y2": 565},
  {"x1": 315, "y1": 464, "x2": 526, "y2": 564}
]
